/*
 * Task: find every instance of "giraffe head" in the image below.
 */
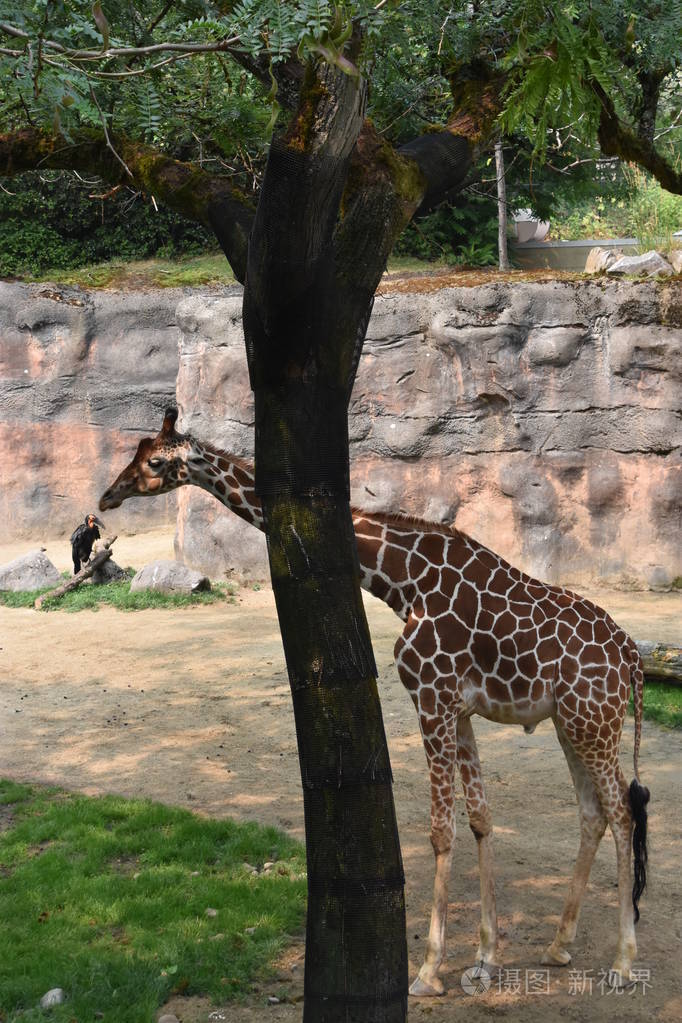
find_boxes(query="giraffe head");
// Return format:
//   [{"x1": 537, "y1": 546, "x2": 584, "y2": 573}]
[{"x1": 99, "y1": 408, "x2": 191, "y2": 511}]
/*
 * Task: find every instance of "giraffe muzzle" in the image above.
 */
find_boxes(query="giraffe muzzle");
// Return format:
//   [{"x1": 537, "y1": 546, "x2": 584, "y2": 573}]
[{"x1": 99, "y1": 489, "x2": 121, "y2": 511}]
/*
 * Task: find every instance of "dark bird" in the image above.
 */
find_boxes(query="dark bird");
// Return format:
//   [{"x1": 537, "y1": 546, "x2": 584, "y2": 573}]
[{"x1": 70, "y1": 514, "x2": 105, "y2": 574}]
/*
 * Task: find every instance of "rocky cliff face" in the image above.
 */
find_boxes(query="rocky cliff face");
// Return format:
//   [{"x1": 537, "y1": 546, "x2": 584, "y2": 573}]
[
  {"x1": 175, "y1": 278, "x2": 681, "y2": 590},
  {"x1": 0, "y1": 282, "x2": 183, "y2": 540}
]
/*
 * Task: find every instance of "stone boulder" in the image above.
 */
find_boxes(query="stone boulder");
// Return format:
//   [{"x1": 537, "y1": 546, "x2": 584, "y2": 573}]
[
  {"x1": 584, "y1": 246, "x2": 623, "y2": 273},
  {"x1": 0, "y1": 550, "x2": 61, "y2": 591},
  {"x1": 670, "y1": 249, "x2": 682, "y2": 273},
  {"x1": 91, "y1": 558, "x2": 129, "y2": 584},
  {"x1": 130, "y1": 560, "x2": 210, "y2": 595},
  {"x1": 607, "y1": 250, "x2": 674, "y2": 277}
]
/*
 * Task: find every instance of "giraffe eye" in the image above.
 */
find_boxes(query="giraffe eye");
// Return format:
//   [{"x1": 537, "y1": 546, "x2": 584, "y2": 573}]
[{"x1": 148, "y1": 458, "x2": 164, "y2": 470}]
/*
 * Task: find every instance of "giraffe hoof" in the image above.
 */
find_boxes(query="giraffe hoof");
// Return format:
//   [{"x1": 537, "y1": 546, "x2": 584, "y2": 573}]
[
  {"x1": 409, "y1": 974, "x2": 445, "y2": 997},
  {"x1": 608, "y1": 967, "x2": 634, "y2": 988},
  {"x1": 476, "y1": 949, "x2": 502, "y2": 972},
  {"x1": 541, "y1": 944, "x2": 571, "y2": 966}
]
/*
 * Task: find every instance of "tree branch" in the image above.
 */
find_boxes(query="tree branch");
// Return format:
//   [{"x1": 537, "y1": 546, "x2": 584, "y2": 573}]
[
  {"x1": 595, "y1": 83, "x2": 682, "y2": 195},
  {"x1": 333, "y1": 63, "x2": 502, "y2": 297},
  {"x1": 0, "y1": 127, "x2": 255, "y2": 281},
  {"x1": 34, "y1": 537, "x2": 116, "y2": 609},
  {"x1": 0, "y1": 21, "x2": 241, "y2": 60}
]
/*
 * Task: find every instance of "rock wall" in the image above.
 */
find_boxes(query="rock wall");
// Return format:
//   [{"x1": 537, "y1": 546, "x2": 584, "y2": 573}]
[
  {"x1": 175, "y1": 279, "x2": 681, "y2": 590},
  {"x1": 0, "y1": 282, "x2": 185, "y2": 540}
]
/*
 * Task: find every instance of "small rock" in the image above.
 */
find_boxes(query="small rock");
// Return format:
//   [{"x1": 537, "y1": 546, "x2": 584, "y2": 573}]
[
  {"x1": 245, "y1": 926, "x2": 257, "y2": 934},
  {"x1": 190, "y1": 870, "x2": 200, "y2": 876},
  {"x1": 205, "y1": 907, "x2": 218, "y2": 917},
  {"x1": 40, "y1": 988, "x2": 65, "y2": 1009},
  {"x1": 670, "y1": 249, "x2": 682, "y2": 272},
  {"x1": 584, "y1": 245, "x2": 623, "y2": 273},
  {"x1": 268, "y1": 996, "x2": 281, "y2": 1005},
  {"x1": 158, "y1": 1015, "x2": 180, "y2": 1023},
  {"x1": 242, "y1": 862, "x2": 255, "y2": 872},
  {"x1": 263, "y1": 861, "x2": 275, "y2": 870},
  {"x1": 607, "y1": 250, "x2": 674, "y2": 277}
]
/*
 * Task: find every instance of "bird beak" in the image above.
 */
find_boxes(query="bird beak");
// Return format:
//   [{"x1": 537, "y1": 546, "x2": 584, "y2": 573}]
[{"x1": 95, "y1": 516, "x2": 106, "y2": 529}]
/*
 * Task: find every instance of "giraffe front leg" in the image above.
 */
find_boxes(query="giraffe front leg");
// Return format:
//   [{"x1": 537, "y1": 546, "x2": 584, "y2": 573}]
[
  {"x1": 456, "y1": 716, "x2": 500, "y2": 968},
  {"x1": 409, "y1": 723, "x2": 458, "y2": 997},
  {"x1": 409, "y1": 837, "x2": 453, "y2": 996}
]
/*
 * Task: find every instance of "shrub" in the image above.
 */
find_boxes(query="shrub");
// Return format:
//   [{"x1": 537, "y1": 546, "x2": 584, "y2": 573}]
[{"x1": 0, "y1": 172, "x2": 215, "y2": 277}]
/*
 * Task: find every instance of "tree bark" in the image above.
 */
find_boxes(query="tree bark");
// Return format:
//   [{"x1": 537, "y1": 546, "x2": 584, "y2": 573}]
[
  {"x1": 34, "y1": 536, "x2": 116, "y2": 609},
  {"x1": 495, "y1": 139, "x2": 510, "y2": 271},
  {"x1": 243, "y1": 61, "x2": 410, "y2": 1021}
]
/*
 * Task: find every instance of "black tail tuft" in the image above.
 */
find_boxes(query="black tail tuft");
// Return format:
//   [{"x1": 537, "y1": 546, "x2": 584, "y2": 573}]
[{"x1": 629, "y1": 778, "x2": 650, "y2": 923}]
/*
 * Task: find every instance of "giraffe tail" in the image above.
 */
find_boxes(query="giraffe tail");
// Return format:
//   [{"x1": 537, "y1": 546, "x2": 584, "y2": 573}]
[{"x1": 628, "y1": 647, "x2": 649, "y2": 923}]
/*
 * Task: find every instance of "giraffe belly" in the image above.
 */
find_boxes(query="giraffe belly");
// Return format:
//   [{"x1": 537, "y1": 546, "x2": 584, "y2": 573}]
[{"x1": 464, "y1": 677, "x2": 555, "y2": 728}]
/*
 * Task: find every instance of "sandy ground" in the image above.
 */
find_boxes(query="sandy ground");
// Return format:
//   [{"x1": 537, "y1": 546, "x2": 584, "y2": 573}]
[{"x1": 1, "y1": 529, "x2": 681, "y2": 1023}]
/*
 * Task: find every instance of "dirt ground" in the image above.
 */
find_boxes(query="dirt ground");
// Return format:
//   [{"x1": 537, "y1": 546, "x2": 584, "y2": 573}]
[{"x1": 1, "y1": 530, "x2": 681, "y2": 1023}]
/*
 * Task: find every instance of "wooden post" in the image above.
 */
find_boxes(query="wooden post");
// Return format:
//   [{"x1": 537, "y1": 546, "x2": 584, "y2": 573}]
[
  {"x1": 34, "y1": 536, "x2": 118, "y2": 609},
  {"x1": 495, "y1": 138, "x2": 510, "y2": 271}
]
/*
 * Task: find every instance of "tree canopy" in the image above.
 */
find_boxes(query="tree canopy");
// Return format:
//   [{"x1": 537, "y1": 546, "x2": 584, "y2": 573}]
[{"x1": 1, "y1": 0, "x2": 680, "y2": 246}]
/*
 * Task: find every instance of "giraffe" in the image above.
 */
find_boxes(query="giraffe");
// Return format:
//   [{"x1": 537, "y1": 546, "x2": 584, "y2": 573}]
[{"x1": 100, "y1": 408, "x2": 650, "y2": 991}]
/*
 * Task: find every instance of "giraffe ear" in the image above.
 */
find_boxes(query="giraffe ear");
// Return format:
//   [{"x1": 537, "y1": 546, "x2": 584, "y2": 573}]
[{"x1": 161, "y1": 408, "x2": 178, "y2": 436}]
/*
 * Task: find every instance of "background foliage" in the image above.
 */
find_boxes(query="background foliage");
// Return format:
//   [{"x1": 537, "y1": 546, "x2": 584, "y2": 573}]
[{"x1": 0, "y1": 172, "x2": 214, "y2": 276}]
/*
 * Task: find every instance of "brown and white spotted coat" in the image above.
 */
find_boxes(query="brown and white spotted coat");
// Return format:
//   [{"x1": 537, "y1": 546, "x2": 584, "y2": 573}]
[{"x1": 101, "y1": 410, "x2": 648, "y2": 991}]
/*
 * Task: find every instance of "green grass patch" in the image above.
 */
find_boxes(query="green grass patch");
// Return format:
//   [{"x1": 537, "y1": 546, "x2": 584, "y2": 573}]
[
  {"x1": 0, "y1": 781, "x2": 306, "y2": 1023},
  {"x1": 14, "y1": 253, "x2": 441, "y2": 290},
  {"x1": 631, "y1": 680, "x2": 682, "y2": 729},
  {"x1": 25, "y1": 253, "x2": 238, "y2": 289},
  {"x1": 0, "y1": 580, "x2": 236, "y2": 612}
]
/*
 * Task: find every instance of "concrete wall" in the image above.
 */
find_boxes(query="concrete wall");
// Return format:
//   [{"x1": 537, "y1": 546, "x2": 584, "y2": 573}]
[
  {"x1": 2, "y1": 276, "x2": 679, "y2": 590},
  {"x1": 175, "y1": 278, "x2": 681, "y2": 590}
]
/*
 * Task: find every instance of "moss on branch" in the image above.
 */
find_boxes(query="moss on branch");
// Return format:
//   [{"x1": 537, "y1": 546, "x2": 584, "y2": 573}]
[{"x1": 446, "y1": 64, "x2": 504, "y2": 144}]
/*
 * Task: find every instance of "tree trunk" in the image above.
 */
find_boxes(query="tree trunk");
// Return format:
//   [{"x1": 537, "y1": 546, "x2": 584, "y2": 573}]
[
  {"x1": 495, "y1": 139, "x2": 510, "y2": 271},
  {"x1": 243, "y1": 62, "x2": 408, "y2": 1021}
]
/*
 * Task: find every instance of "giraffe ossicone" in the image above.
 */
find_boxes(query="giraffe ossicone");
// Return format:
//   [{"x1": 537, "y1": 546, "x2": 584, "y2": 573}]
[{"x1": 100, "y1": 408, "x2": 650, "y2": 991}]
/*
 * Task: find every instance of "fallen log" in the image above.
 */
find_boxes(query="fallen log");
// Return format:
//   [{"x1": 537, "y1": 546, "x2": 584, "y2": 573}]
[
  {"x1": 635, "y1": 641, "x2": 682, "y2": 686},
  {"x1": 34, "y1": 536, "x2": 118, "y2": 609}
]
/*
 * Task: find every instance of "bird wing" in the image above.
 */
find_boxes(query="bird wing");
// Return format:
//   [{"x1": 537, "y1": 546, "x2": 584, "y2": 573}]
[{"x1": 70, "y1": 523, "x2": 86, "y2": 546}]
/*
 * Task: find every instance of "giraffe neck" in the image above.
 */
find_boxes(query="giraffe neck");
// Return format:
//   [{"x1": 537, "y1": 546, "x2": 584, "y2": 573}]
[
  {"x1": 184, "y1": 439, "x2": 264, "y2": 530},
  {"x1": 180, "y1": 438, "x2": 465, "y2": 622}
]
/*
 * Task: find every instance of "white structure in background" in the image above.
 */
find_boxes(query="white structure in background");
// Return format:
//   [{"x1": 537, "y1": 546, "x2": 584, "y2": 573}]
[{"x1": 513, "y1": 209, "x2": 550, "y2": 243}]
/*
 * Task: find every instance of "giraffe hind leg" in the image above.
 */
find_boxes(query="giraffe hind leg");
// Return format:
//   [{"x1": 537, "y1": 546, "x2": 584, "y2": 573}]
[
  {"x1": 551, "y1": 712, "x2": 638, "y2": 982},
  {"x1": 542, "y1": 722, "x2": 607, "y2": 967}
]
